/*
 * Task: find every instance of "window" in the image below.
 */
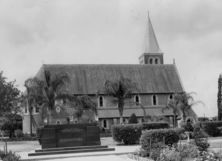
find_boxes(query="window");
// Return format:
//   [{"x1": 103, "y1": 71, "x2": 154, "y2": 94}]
[
  {"x1": 155, "y1": 58, "x2": 159, "y2": 64},
  {"x1": 149, "y1": 58, "x2": 153, "y2": 64},
  {"x1": 135, "y1": 95, "x2": 140, "y2": 105},
  {"x1": 169, "y1": 94, "x2": 173, "y2": 100},
  {"x1": 152, "y1": 95, "x2": 157, "y2": 105},
  {"x1": 103, "y1": 120, "x2": 107, "y2": 128},
  {"x1": 35, "y1": 106, "x2": 40, "y2": 113},
  {"x1": 98, "y1": 96, "x2": 104, "y2": 107}
]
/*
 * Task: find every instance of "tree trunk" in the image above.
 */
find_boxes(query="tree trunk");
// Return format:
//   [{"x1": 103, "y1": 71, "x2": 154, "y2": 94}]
[
  {"x1": 173, "y1": 115, "x2": 176, "y2": 128},
  {"x1": 30, "y1": 111, "x2": 33, "y2": 136}
]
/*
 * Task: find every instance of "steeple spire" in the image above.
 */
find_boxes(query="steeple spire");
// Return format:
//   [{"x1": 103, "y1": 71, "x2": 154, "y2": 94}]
[
  {"x1": 139, "y1": 13, "x2": 164, "y2": 65},
  {"x1": 144, "y1": 13, "x2": 161, "y2": 53}
]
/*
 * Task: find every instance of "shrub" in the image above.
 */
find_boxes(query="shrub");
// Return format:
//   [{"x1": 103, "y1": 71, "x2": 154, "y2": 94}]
[
  {"x1": 200, "y1": 121, "x2": 222, "y2": 137},
  {"x1": 128, "y1": 113, "x2": 138, "y2": 124},
  {"x1": 149, "y1": 142, "x2": 166, "y2": 160},
  {"x1": 0, "y1": 151, "x2": 20, "y2": 161},
  {"x1": 193, "y1": 126, "x2": 209, "y2": 152},
  {"x1": 112, "y1": 124, "x2": 142, "y2": 144},
  {"x1": 159, "y1": 143, "x2": 199, "y2": 161},
  {"x1": 140, "y1": 128, "x2": 180, "y2": 154},
  {"x1": 142, "y1": 122, "x2": 169, "y2": 130},
  {"x1": 111, "y1": 122, "x2": 169, "y2": 145},
  {"x1": 14, "y1": 129, "x2": 23, "y2": 138}
]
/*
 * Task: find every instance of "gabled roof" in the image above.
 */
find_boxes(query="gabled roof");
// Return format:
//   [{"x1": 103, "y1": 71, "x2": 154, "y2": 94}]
[
  {"x1": 144, "y1": 14, "x2": 162, "y2": 54},
  {"x1": 36, "y1": 64, "x2": 184, "y2": 95}
]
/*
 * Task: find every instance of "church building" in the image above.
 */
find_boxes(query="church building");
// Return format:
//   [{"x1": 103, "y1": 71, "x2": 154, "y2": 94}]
[{"x1": 23, "y1": 15, "x2": 185, "y2": 134}]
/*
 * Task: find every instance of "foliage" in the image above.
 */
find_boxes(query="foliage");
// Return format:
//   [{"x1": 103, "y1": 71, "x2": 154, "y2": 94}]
[
  {"x1": 158, "y1": 143, "x2": 199, "y2": 161},
  {"x1": 193, "y1": 126, "x2": 209, "y2": 152},
  {"x1": 200, "y1": 121, "x2": 222, "y2": 137},
  {"x1": 0, "y1": 151, "x2": 20, "y2": 161},
  {"x1": 104, "y1": 76, "x2": 137, "y2": 123},
  {"x1": 128, "y1": 113, "x2": 138, "y2": 124},
  {"x1": 23, "y1": 70, "x2": 70, "y2": 125},
  {"x1": 194, "y1": 151, "x2": 221, "y2": 161},
  {"x1": 0, "y1": 71, "x2": 20, "y2": 115},
  {"x1": 1, "y1": 114, "x2": 22, "y2": 138},
  {"x1": 140, "y1": 128, "x2": 180, "y2": 155},
  {"x1": 14, "y1": 129, "x2": 23, "y2": 138},
  {"x1": 149, "y1": 142, "x2": 166, "y2": 160},
  {"x1": 181, "y1": 120, "x2": 194, "y2": 132},
  {"x1": 71, "y1": 95, "x2": 97, "y2": 122},
  {"x1": 111, "y1": 122, "x2": 170, "y2": 145},
  {"x1": 112, "y1": 124, "x2": 142, "y2": 144},
  {"x1": 142, "y1": 122, "x2": 169, "y2": 130}
]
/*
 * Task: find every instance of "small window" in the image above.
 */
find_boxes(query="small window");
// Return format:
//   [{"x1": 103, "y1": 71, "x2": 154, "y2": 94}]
[
  {"x1": 149, "y1": 58, "x2": 153, "y2": 64},
  {"x1": 103, "y1": 120, "x2": 107, "y2": 128},
  {"x1": 56, "y1": 120, "x2": 61, "y2": 125},
  {"x1": 169, "y1": 94, "x2": 173, "y2": 100},
  {"x1": 35, "y1": 106, "x2": 40, "y2": 113},
  {"x1": 135, "y1": 95, "x2": 140, "y2": 105},
  {"x1": 155, "y1": 58, "x2": 159, "y2": 64},
  {"x1": 152, "y1": 95, "x2": 157, "y2": 105},
  {"x1": 99, "y1": 96, "x2": 103, "y2": 107}
]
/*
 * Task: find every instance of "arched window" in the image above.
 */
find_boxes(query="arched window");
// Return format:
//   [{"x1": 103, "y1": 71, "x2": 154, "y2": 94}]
[
  {"x1": 152, "y1": 95, "x2": 157, "y2": 105},
  {"x1": 149, "y1": 58, "x2": 153, "y2": 64},
  {"x1": 155, "y1": 58, "x2": 159, "y2": 64},
  {"x1": 169, "y1": 94, "x2": 173, "y2": 100},
  {"x1": 98, "y1": 96, "x2": 104, "y2": 107},
  {"x1": 135, "y1": 95, "x2": 140, "y2": 105}
]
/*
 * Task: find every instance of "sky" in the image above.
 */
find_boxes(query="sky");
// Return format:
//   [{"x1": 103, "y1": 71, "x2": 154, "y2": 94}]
[{"x1": 0, "y1": 0, "x2": 222, "y2": 117}]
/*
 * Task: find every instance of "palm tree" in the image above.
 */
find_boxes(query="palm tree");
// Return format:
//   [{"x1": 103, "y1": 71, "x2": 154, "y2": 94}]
[
  {"x1": 40, "y1": 70, "x2": 70, "y2": 124},
  {"x1": 164, "y1": 92, "x2": 203, "y2": 126},
  {"x1": 104, "y1": 76, "x2": 137, "y2": 124},
  {"x1": 73, "y1": 95, "x2": 97, "y2": 122},
  {"x1": 162, "y1": 98, "x2": 181, "y2": 127},
  {"x1": 23, "y1": 78, "x2": 43, "y2": 135}
]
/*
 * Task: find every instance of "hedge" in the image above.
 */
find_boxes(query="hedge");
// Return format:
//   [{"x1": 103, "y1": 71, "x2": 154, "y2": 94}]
[
  {"x1": 199, "y1": 121, "x2": 222, "y2": 137},
  {"x1": 140, "y1": 128, "x2": 180, "y2": 154},
  {"x1": 111, "y1": 122, "x2": 169, "y2": 145}
]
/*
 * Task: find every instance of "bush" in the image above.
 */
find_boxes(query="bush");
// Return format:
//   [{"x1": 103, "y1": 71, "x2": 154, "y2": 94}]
[
  {"x1": 112, "y1": 124, "x2": 142, "y2": 144},
  {"x1": 111, "y1": 122, "x2": 169, "y2": 145},
  {"x1": 142, "y1": 122, "x2": 169, "y2": 130},
  {"x1": 140, "y1": 128, "x2": 180, "y2": 154},
  {"x1": 200, "y1": 121, "x2": 222, "y2": 137},
  {"x1": 159, "y1": 143, "x2": 199, "y2": 161},
  {"x1": 128, "y1": 113, "x2": 138, "y2": 124},
  {"x1": 0, "y1": 151, "x2": 20, "y2": 161},
  {"x1": 14, "y1": 129, "x2": 23, "y2": 138},
  {"x1": 193, "y1": 126, "x2": 209, "y2": 152}
]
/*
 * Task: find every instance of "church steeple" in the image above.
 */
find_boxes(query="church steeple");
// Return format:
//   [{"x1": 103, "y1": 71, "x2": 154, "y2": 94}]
[{"x1": 139, "y1": 13, "x2": 164, "y2": 65}]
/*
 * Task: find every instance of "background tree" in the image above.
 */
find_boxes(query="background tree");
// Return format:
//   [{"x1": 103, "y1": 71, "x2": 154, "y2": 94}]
[
  {"x1": 162, "y1": 98, "x2": 181, "y2": 127},
  {"x1": 58, "y1": 95, "x2": 97, "y2": 122},
  {"x1": 104, "y1": 76, "x2": 137, "y2": 124},
  {"x1": 128, "y1": 113, "x2": 138, "y2": 124},
  {"x1": 0, "y1": 71, "x2": 20, "y2": 115}
]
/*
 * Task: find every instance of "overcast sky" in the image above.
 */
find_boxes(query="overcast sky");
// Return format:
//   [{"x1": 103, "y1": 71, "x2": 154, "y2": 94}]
[{"x1": 0, "y1": 0, "x2": 222, "y2": 117}]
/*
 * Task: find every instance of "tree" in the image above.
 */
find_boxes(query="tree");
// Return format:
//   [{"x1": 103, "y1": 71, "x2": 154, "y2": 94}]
[
  {"x1": 23, "y1": 78, "x2": 43, "y2": 135},
  {"x1": 164, "y1": 92, "x2": 202, "y2": 127},
  {"x1": 162, "y1": 98, "x2": 181, "y2": 127},
  {"x1": 0, "y1": 71, "x2": 20, "y2": 115},
  {"x1": 25, "y1": 70, "x2": 70, "y2": 124},
  {"x1": 128, "y1": 113, "x2": 138, "y2": 124},
  {"x1": 73, "y1": 95, "x2": 97, "y2": 122},
  {"x1": 104, "y1": 76, "x2": 137, "y2": 124}
]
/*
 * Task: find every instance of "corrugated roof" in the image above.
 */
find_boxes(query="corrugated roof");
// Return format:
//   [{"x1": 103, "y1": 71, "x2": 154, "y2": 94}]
[{"x1": 36, "y1": 64, "x2": 183, "y2": 95}]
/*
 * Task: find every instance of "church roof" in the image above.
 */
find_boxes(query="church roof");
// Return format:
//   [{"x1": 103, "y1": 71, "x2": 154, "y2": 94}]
[
  {"x1": 36, "y1": 64, "x2": 184, "y2": 95},
  {"x1": 144, "y1": 14, "x2": 162, "y2": 54}
]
